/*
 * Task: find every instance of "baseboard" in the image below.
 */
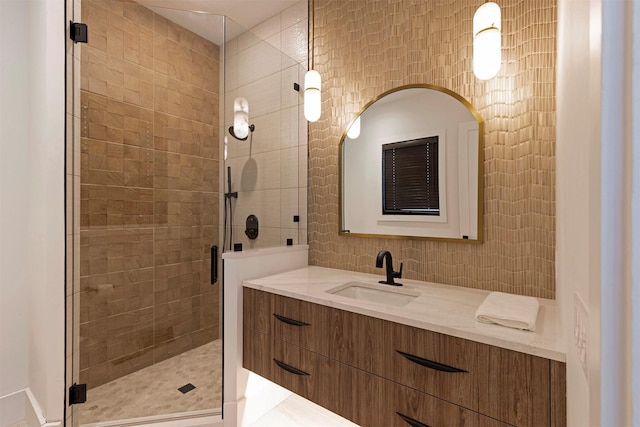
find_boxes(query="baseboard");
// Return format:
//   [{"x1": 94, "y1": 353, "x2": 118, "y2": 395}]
[{"x1": 0, "y1": 388, "x2": 62, "y2": 427}]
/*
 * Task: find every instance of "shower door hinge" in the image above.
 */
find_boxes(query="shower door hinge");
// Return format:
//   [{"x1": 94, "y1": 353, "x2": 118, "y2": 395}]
[
  {"x1": 69, "y1": 383, "x2": 87, "y2": 405},
  {"x1": 70, "y1": 22, "x2": 88, "y2": 43}
]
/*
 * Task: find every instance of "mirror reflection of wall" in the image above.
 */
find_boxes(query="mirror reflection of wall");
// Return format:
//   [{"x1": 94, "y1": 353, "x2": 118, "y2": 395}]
[{"x1": 341, "y1": 85, "x2": 483, "y2": 242}]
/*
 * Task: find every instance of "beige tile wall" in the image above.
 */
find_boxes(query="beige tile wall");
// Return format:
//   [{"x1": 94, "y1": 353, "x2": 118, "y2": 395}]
[
  {"x1": 79, "y1": 0, "x2": 220, "y2": 388},
  {"x1": 309, "y1": 0, "x2": 557, "y2": 298}
]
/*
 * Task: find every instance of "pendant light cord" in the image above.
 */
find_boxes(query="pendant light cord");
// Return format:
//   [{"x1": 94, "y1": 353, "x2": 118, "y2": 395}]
[{"x1": 309, "y1": 0, "x2": 314, "y2": 72}]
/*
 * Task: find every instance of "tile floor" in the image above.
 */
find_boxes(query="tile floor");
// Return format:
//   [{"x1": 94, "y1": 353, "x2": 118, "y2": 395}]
[{"x1": 77, "y1": 340, "x2": 222, "y2": 425}]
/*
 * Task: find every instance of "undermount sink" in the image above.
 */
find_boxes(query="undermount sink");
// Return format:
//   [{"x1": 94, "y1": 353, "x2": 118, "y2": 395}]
[{"x1": 326, "y1": 281, "x2": 419, "y2": 307}]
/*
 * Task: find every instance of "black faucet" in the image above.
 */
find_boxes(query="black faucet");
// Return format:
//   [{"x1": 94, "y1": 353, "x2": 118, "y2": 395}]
[{"x1": 375, "y1": 250, "x2": 403, "y2": 286}]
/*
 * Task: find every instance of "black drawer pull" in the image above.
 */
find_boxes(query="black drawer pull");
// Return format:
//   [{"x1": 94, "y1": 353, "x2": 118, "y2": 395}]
[
  {"x1": 397, "y1": 412, "x2": 430, "y2": 427},
  {"x1": 397, "y1": 350, "x2": 467, "y2": 373},
  {"x1": 273, "y1": 359, "x2": 310, "y2": 376},
  {"x1": 273, "y1": 313, "x2": 310, "y2": 327}
]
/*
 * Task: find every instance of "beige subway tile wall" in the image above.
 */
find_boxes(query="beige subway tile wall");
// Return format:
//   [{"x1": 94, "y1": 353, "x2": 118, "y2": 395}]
[
  {"x1": 79, "y1": 0, "x2": 220, "y2": 388},
  {"x1": 309, "y1": 0, "x2": 556, "y2": 298}
]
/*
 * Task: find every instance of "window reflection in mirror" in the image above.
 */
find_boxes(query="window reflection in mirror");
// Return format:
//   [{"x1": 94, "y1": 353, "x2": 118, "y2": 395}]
[
  {"x1": 382, "y1": 136, "x2": 440, "y2": 215},
  {"x1": 340, "y1": 85, "x2": 484, "y2": 242}
]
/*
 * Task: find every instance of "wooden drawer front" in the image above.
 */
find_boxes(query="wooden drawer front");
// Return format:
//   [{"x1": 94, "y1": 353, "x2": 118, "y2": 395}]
[
  {"x1": 272, "y1": 293, "x2": 320, "y2": 351},
  {"x1": 325, "y1": 306, "x2": 389, "y2": 374},
  {"x1": 243, "y1": 288, "x2": 272, "y2": 335},
  {"x1": 350, "y1": 368, "x2": 394, "y2": 427},
  {"x1": 392, "y1": 383, "x2": 511, "y2": 427},
  {"x1": 479, "y1": 346, "x2": 550, "y2": 427},
  {"x1": 243, "y1": 331, "x2": 274, "y2": 381},
  {"x1": 271, "y1": 339, "x2": 359, "y2": 422},
  {"x1": 390, "y1": 322, "x2": 483, "y2": 411}
]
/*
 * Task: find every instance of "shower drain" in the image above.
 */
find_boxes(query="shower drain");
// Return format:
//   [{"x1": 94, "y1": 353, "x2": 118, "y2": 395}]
[{"x1": 178, "y1": 383, "x2": 196, "y2": 394}]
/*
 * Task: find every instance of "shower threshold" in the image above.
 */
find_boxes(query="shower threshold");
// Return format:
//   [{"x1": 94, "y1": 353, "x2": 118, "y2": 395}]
[{"x1": 79, "y1": 409, "x2": 222, "y2": 427}]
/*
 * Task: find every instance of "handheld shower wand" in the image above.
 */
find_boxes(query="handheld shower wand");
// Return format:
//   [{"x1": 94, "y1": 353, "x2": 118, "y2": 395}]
[
  {"x1": 226, "y1": 166, "x2": 237, "y2": 200},
  {"x1": 224, "y1": 166, "x2": 238, "y2": 251}
]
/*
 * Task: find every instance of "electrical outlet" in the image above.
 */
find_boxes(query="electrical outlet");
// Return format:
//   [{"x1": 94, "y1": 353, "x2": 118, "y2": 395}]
[{"x1": 573, "y1": 292, "x2": 589, "y2": 379}]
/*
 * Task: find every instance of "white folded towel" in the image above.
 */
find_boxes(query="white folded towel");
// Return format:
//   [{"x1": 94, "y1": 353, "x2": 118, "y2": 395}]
[{"x1": 475, "y1": 292, "x2": 540, "y2": 331}]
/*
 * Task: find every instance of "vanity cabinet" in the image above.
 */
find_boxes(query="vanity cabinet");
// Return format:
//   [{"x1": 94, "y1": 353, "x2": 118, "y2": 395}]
[{"x1": 243, "y1": 287, "x2": 566, "y2": 427}]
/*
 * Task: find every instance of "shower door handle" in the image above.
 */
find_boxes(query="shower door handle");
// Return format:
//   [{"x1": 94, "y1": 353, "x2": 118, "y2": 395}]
[{"x1": 211, "y1": 245, "x2": 218, "y2": 284}]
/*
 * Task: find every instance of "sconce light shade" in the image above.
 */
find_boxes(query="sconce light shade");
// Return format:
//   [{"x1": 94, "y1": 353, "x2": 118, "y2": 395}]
[
  {"x1": 304, "y1": 70, "x2": 321, "y2": 122},
  {"x1": 473, "y1": 2, "x2": 501, "y2": 80},
  {"x1": 233, "y1": 97, "x2": 249, "y2": 139},
  {"x1": 346, "y1": 116, "x2": 361, "y2": 139}
]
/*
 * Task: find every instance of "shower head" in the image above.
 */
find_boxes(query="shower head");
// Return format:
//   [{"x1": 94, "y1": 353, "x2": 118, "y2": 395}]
[{"x1": 228, "y1": 124, "x2": 255, "y2": 141}]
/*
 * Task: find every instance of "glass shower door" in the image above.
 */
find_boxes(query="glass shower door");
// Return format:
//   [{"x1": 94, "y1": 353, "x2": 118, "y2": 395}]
[{"x1": 71, "y1": 2, "x2": 224, "y2": 425}]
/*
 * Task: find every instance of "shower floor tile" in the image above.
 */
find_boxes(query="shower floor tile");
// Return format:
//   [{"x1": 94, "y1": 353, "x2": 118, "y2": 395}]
[{"x1": 77, "y1": 340, "x2": 222, "y2": 425}]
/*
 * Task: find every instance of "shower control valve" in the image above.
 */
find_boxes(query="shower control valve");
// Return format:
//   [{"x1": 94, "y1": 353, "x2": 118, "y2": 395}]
[{"x1": 245, "y1": 214, "x2": 259, "y2": 240}]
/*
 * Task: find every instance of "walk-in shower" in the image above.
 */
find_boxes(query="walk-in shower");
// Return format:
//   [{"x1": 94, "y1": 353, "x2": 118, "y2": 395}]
[
  {"x1": 71, "y1": 0, "x2": 308, "y2": 425},
  {"x1": 74, "y1": 2, "x2": 224, "y2": 424}
]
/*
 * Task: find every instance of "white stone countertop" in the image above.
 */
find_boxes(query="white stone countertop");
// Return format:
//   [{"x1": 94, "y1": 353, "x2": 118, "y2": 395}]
[{"x1": 243, "y1": 266, "x2": 566, "y2": 362}]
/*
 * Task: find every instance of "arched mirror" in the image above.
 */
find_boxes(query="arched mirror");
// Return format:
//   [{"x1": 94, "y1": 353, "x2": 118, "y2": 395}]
[{"x1": 340, "y1": 84, "x2": 484, "y2": 242}]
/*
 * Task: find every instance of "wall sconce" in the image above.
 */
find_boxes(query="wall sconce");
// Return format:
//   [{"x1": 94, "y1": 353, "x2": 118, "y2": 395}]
[
  {"x1": 473, "y1": 2, "x2": 501, "y2": 80},
  {"x1": 304, "y1": 70, "x2": 321, "y2": 122},
  {"x1": 346, "y1": 116, "x2": 360, "y2": 139},
  {"x1": 229, "y1": 97, "x2": 255, "y2": 141}
]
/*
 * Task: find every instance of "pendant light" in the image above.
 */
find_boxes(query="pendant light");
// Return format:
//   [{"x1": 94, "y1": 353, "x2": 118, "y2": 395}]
[
  {"x1": 346, "y1": 116, "x2": 361, "y2": 139},
  {"x1": 233, "y1": 97, "x2": 249, "y2": 139},
  {"x1": 304, "y1": 0, "x2": 321, "y2": 122},
  {"x1": 473, "y1": 2, "x2": 501, "y2": 80},
  {"x1": 304, "y1": 70, "x2": 321, "y2": 122}
]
